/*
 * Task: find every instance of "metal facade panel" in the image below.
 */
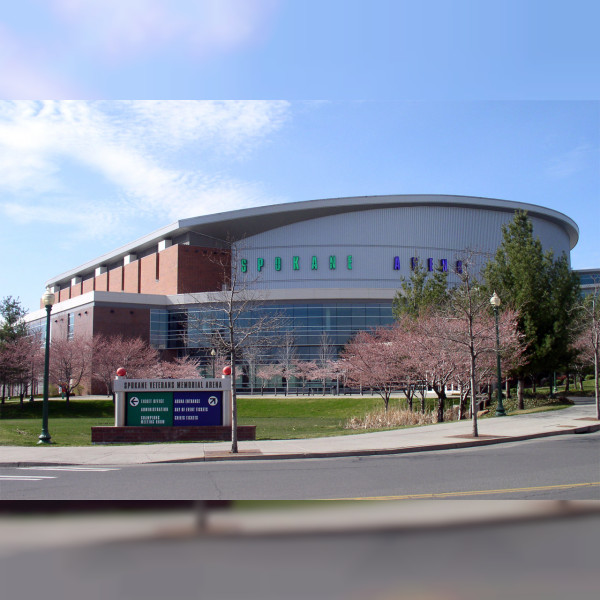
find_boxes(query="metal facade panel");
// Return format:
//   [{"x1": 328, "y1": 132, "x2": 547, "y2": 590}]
[{"x1": 235, "y1": 206, "x2": 572, "y2": 290}]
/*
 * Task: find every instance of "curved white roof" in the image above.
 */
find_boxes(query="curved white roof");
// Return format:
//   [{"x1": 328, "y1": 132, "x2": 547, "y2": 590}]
[{"x1": 47, "y1": 194, "x2": 579, "y2": 286}]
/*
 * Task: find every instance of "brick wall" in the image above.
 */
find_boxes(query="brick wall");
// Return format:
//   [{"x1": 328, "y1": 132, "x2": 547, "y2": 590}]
[
  {"x1": 108, "y1": 266, "x2": 124, "y2": 292},
  {"x1": 139, "y1": 244, "x2": 179, "y2": 294},
  {"x1": 91, "y1": 425, "x2": 256, "y2": 443},
  {"x1": 92, "y1": 306, "x2": 151, "y2": 341},
  {"x1": 177, "y1": 246, "x2": 230, "y2": 293},
  {"x1": 123, "y1": 262, "x2": 139, "y2": 293},
  {"x1": 95, "y1": 272, "x2": 108, "y2": 291},
  {"x1": 82, "y1": 278, "x2": 94, "y2": 294},
  {"x1": 61, "y1": 244, "x2": 229, "y2": 299}
]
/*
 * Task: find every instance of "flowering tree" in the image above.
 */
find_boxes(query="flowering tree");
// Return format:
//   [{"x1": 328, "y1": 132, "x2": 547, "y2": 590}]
[
  {"x1": 574, "y1": 285, "x2": 600, "y2": 419},
  {"x1": 157, "y1": 355, "x2": 201, "y2": 379},
  {"x1": 93, "y1": 334, "x2": 160, "y2": 399},
  {"x1": 0, "y1": 334, "x2": 42, "y2": 404},
  {"x1": 342, "y1": 327, "x2": 406, "y2": 411},
  {"x1": 293, "y1": 359, "x2": 318, "y2": 394},
  {"x1": 49, "y1": 336, "x2": 94, "y2": 404},
  {"x1": 401, "y1": 314, "x2": 461, "y2": 422},
  {"x1": 257, "y1": 362, "x2": 282, "y2": 392}
]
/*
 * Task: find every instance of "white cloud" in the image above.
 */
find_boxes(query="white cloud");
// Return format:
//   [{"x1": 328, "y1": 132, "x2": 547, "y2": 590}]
[
  {"x1": 0, "y1": 100, "x2": 291, "y2": 238},
  {"x1": 50, "y1": 0, "x2": 280, "y2": 62},
  {"x1": 546, "y1": 143, "x2": 594, "y2": 179},
  {"x1": 0, "y1": 1, "x2": 280, "y2": 97},
  {"x1": 0, "y1": 25, "x2": 84, "y2": 97}
]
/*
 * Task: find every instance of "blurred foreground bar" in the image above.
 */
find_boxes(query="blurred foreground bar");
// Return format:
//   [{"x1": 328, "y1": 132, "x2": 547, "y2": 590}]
[{"x1": 0, "y1": 500, "x2": 598, "y2": 600}]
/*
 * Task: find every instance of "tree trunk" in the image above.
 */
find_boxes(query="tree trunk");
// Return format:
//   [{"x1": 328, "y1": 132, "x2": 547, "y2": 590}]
[
  {"x1": 231, "y1": 350, "x2": 238, "y2": 454},
  {"x1": 505, "y1": 378, "x2": 511, "y2": 399},
  {"x1": 564, "y1": 371, "x2": 570, "y2": 392},
  {"x1": 517, "y1": 377, "x2": 525, "y2": 410},
  {"x1": 594, "y1": 346, "x2": 599, "y2": 421},
  {"x1": 470, "y1": 353, "x2": 478, "y2": 437},
  {"x1": 532, "y1": 376, "x2": 537, "y2": 393},
  {"x1": 436, "y1": 389, "x2": 445, "y2": 423},
  {"x1": 459, "y1": 390, "x2": 469, "y2": 420}
]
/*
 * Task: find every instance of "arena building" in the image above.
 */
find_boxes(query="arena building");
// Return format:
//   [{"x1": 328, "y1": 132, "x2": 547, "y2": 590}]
[{"x1": 26, "y1": 194, "x2": 580, "y2": 393}]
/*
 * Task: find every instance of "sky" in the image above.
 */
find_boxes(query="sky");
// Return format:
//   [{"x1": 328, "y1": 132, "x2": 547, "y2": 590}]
[{"x1": 0, "y1": 1, "x2": 598, "y2": 314}]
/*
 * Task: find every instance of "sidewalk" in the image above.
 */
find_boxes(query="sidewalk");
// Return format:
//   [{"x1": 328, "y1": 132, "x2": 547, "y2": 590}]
[{"x1": 1, "y1": 398, "x2": 598, "y2": 467}]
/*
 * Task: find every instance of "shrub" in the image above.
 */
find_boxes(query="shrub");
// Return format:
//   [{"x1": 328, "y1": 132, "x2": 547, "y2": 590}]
[{"x1": 345, "y1": 407, "x2": 457, "y2": 430}]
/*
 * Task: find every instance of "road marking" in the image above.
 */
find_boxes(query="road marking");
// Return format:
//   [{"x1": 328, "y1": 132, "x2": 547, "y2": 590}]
[
  {"x1": 334, "y1": 481, "x2": 600, "y2": 500},
  {"x1": 17, "y1": 467, "x2": 121, "y2": 472},
  {"x1": 0, "y1": 475, "x2": 56, "y2": 480}
]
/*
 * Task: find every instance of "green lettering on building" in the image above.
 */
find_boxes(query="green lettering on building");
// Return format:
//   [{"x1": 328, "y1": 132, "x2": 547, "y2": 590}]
[
  {"x1": 311, "y1": 256, "x2": 318, "y2": 270},
  {"x1": 275, "y1": 256, "x2": 282, "y2": 271},
  {"x1": 347, "y1": 255, "x2": 353, "y2": 270},
  {"x1": 241, "y1": 259, "x2": 247, "y2": 273},
  {"x1": 257, "y1": 257, "x2": 264, "y2": 272},
  {"x1": 293, "y1": 256, "x2": 300, "y2": 270},
  {"x1": 329, "y1": 256, "x2": 336, "y2": 270}
]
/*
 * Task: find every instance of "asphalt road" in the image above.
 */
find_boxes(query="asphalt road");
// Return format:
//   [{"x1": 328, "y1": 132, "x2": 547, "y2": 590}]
[
  {"x1": 2, "y1": 511, "x2": 599, "y2": 600},
  {"x1": 1, "y1": 431, "x2": 599, "y2": 500}
]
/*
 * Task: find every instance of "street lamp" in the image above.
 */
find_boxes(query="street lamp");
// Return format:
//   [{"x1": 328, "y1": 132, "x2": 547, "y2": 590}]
[
  {"x1": 38, "y1": 287, "x2": 55, "y2": 444},
  {"x1": 210, "y1": 348, "x2": 216, "y2": 378},
  {"x1": 490, "y1": 292, "x2": 506, "y2": 417}
]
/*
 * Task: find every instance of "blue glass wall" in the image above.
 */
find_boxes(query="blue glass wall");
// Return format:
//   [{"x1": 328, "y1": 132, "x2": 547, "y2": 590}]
[{"x1": 150, "y1": 301, "x2": 394, "y2": 362}]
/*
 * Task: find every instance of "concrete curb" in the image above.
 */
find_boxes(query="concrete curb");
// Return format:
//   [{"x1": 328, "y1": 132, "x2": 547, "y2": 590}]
[
  {"x1": 154, "y1": 421, "x2": 600, "y2": 463},
  {"x1": 3, "y1": 421, "x2": 597, "y2": 468}
]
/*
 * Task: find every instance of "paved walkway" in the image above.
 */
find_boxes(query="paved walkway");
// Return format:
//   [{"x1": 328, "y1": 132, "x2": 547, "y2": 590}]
[{"x1": 1, "y1": 398, "x2": 597, "y2": 466}]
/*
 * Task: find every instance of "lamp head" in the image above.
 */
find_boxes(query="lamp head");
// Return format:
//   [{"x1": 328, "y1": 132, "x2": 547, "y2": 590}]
[
  {"x1": 41, "y1": 288, "x2": 56, "y2": 308},
  {"x1": 490, "y1": 291, "x2": 501, "y2": 307}
]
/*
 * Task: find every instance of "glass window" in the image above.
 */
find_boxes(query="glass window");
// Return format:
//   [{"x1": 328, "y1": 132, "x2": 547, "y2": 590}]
[{"x1": 67, "y1": 312, "x2": 75, "y2": 340}]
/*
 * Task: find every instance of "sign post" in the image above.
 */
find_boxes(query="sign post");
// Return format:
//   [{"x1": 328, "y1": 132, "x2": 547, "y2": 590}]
[
  {"x1": 92, "y1": 369, "x2": 249, "y2": 443},
  {"x1": 114, "y1": 375, "x2": 232, "y2": 427}
]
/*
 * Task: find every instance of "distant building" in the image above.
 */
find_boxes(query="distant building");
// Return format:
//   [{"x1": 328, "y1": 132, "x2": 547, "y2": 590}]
[{"x1": 25, "y1": 194, "x2": 583, "y2": 393}]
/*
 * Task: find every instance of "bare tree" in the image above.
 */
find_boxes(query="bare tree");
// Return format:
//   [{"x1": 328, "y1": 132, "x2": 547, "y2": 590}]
[
  {"x1": 315, "y1": 332, "x2": 336, "y2": 395},
  {"x1": 275, "y1": 331, "x2": 298, "y2": 395},
  {"x1": 240, "y1": 342, "x2": 264, "y2": 394},
  {"x1": 189, "y1": 243, "x2": 286, "y2": 453},
  {"x1": 436, "y1": 252, "x2": 525, "y2": 435}
]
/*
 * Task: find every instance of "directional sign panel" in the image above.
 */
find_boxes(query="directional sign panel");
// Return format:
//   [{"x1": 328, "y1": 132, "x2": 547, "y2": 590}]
[
  {"x1": 173, "y1": 391, "x2": 223, "y2": 426},
  {"x1": 126, "y1": 392, "x2": 173, "y2": 426}
]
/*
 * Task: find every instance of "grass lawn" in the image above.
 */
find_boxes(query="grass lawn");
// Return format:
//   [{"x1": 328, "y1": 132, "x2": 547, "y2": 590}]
[
  {"x1": 238, "y1": 395, "x2": 415, "y2": 440},
  {"x1": 0, "y1": 399, "x2": 114, "y2": 446},
  {"x1": 0, "y1": 388, "x2": 582, "y2": 447},
  {"x1": 0, "y1": 395, "x2": 423, "y2": 446}
]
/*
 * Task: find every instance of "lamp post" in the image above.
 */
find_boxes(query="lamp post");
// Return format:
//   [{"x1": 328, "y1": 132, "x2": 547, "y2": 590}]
[
  {"x1": 490, "y1": 292, "x2": 506, "y2": 417},
  {"x1": 210, "y1": 348, "x2": 216, "y2": 378},
  {"x1": 38, "y1": 287, "x2": 55, "y2": 444}
]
